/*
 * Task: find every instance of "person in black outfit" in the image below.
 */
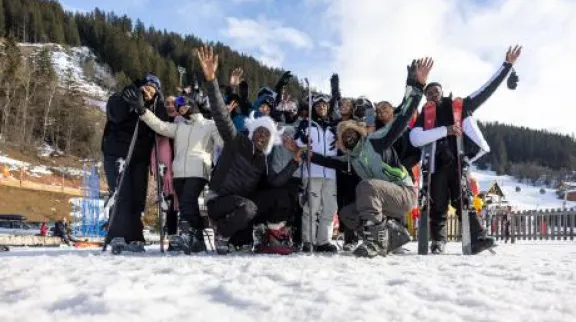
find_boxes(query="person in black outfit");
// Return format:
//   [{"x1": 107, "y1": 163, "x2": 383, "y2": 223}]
[
  {"x1": 197, "y1": 46, "x2": 303, "y2": 255},
  {"x1": 409, "y1": 45, "x2": 522, "y2": 254},
  {"x1": 101, "y1": 73, "x2": 168, "y2": 245}
]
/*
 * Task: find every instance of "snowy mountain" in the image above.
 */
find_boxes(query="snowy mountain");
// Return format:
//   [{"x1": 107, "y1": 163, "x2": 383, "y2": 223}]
[{"x1": 17, "y1": 43, "x2": 113, "y2": 112}]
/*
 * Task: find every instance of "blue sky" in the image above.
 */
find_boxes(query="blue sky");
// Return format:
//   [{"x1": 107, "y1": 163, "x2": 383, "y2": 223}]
[
  {"x1": 59, "y1": 0, "x2": 335, "y2": 83},
  {"x1": 59, "y1": 0, "x2": 576, "y2": 135}
]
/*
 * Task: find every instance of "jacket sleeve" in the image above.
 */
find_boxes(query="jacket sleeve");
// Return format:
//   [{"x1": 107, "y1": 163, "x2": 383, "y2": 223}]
[
  {"x1": 311, "y1": 153, "x2": 348, "y2": 172},
  {"x1": 106, "y1": 94, "x2": 131, "y2": 124},
  {"x1": 205, "y1": 78, "x2": 238, "y2": 143},
  {"x1": 210, "y1": 122, "x2": 224, "y2": 147},
  {"x1": 409, "y1": 126, "x2": 448, "y2": 147},
  {"x1": 266, "y1": 158, "x2": 300, "y2": 187},
  {"x1": 464, "y1": 62, "x2": 513, "y2": 113},
  {"x1": 139, "y1": 109, "x2": 177, "y2": 138},
  {"x1": 368, "y1": 83, "x2": 424, "y2": 150}
]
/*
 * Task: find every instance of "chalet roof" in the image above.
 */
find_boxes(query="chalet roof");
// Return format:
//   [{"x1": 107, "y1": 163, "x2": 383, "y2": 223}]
[{"x1": 480, "y1": 181, "x2": 506, "y2": 198}]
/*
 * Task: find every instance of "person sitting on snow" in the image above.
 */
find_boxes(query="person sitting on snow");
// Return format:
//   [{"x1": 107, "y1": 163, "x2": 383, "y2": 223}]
[
  {"x1": 197, "y1": 46, "x2": 304, "y2": 255},
  {"x1": 285, "y1": 57, "x2": 434, "y2": 258}
]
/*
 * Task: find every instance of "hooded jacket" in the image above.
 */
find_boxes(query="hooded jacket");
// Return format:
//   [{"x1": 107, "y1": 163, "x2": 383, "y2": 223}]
[
  {"x1": 204, "y1": 79, "x2": 300, "y2": 199},
  {"x1": 139, "y1": 110, "x2": 222, "y2": 180},
  {"x1": 310, "y1": 82, "x2": 425, "y2": 187}
]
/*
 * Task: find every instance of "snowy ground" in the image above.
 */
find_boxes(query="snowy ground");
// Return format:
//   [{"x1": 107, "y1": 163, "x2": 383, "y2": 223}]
[{"x1": 1, "y1": 242, "x2": 575, "y2": 322}]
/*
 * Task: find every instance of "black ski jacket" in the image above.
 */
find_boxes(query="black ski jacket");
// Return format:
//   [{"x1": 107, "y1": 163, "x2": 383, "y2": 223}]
[
  {"x1": 101, "y1": 87, "x2": 168, "y2": 162},
  {"x1": 205, "y1": 79, "x2": 300, "y2": 198},
  {"x1": 410, "y1": 61, "x2": 513, "y2": 169}
]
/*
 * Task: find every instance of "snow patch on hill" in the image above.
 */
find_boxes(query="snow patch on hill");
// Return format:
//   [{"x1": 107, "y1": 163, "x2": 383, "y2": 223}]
[{"x1": 18, "y1": 42, "x2": 112, "y2": 105}]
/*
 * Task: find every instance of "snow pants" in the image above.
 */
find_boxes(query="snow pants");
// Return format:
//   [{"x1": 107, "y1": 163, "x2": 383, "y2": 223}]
[
  {"x1": 206, "y1": 187, "x2": 295, "y2": 243},
  {"x1": 429, "y1": 166, "x2": 486, "y2": 242},
  {"x1": 173, "y1": 177, "x2": 208, "y2": 230},
  {"x1": 301, "y1": 178, "x2": 337, "y2": 246},
  {"x1": 104, "y1": 155, "x2": 149, "y2": 243},
  {"x1": 339, "y1": 179, "x2": 415, "y2": 230}
]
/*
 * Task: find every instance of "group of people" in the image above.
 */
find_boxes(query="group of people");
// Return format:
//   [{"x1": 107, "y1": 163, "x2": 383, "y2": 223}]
[{"x1": 101, "y1": 44, "x2": 522, "y2": 257}]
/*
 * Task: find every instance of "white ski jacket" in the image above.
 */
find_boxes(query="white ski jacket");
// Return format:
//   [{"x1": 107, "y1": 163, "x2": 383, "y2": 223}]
[{"x1": 140, "y1": 110, "x2": 223, "y2": 180}]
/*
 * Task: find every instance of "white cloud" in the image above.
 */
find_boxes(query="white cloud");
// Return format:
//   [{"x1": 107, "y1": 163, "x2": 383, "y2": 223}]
[
  {"x1": 222, "y1": 17, "x2": 313, "y2": 67},
  {"x1": 323, "y1": 0, "x2": 576, "y2": 135}
]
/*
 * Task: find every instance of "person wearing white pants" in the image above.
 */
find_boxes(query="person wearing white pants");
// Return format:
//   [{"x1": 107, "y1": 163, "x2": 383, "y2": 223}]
[{"x1": 296, "y1": 94, "x2": 338, "y2": 253}]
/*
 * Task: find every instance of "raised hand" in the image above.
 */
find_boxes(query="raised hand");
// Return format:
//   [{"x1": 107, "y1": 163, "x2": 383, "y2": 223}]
[
  {"x1": 197, "y1": 46, "x2": 219, "y2": 81},
  {"x1": 505, "y1": 45, "x2": 522, "y2": 65},
  {"x1": 229, "y1": 67, "x2": 243, "y2": 87},
  {"x1": 415, "y1": 57, "x2": 434, "y2": 86},
  {"x1": 122, "y1": 85, "x2": 146, "y2": 115}
]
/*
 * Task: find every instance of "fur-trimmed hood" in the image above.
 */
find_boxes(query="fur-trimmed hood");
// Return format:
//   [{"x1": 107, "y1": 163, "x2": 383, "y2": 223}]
[
  {"x1": 244, "y1": 111, "x2": 285, "y2": 155},
  {"x1": 336, "y1": 120, "x2": 368, "y2": 153}
]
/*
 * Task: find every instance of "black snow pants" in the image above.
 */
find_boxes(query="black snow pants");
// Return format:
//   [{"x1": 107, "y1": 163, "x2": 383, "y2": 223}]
[
  {"x1": 173, "y1": 177, "x2": 208, "y2": 230},
  {"x1": 429, "y1": 165, "x2": 485, "y2": 242},
  {"x1": 206, "y1": 187, "x2": 295, "y2": 246},
  {"x1": 104, "y1": 155, "x2": 149, "y2": 243}
]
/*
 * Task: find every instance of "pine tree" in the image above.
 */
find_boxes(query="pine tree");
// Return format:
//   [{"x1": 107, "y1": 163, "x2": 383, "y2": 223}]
[
  {"x1": 0, "y1": 0, "x2": 6, "y2": 37},
  {"x1": 64, "y1": 14, "x2": 81, "y2": 46}
]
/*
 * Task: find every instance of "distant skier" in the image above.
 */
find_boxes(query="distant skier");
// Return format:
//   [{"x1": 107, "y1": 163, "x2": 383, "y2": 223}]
[
  {"x1": 409, "y1": 45, "x2": 522, "y2": 254},
  {"x1": 101, "y1": 73, "x2": 168, "y2": 246},
  {"x1": 197, "y1": 46, "x2": 303, "y2": 255}
]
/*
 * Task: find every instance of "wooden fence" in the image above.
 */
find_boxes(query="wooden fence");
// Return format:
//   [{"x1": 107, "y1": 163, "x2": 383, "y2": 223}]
[{"x1": 411, "y1": 208, "x2": 576, "y2": 243}]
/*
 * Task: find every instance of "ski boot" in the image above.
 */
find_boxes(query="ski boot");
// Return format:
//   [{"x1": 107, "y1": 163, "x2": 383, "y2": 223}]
[
  {"x1": 386, "y1": 219, "x2": 411, "y2": 254},
  {"x1": 353, "y1": 220, "x2": 388, "y2": 258},
  {"x1": 110, "y1": 238, "x2": 145, "y2": 255},
  {"x1": 315, "y1": 243, "x2": 338, "y2": 253},
  {"x1": 301, "y1": 242, "x2": 313, "y2": 253},
  {"x1": 214, "y1": 234, "x2": 231, "y2": 255},
  {"x1": 253, "y1": 223, "x2": 293, "y2": 255},
  {"x1": 430, "y1": 240, "x2": 446, "y2": 254},
  {"x1": 169, "y1": 221, "x2": 207, "y2": 255}
]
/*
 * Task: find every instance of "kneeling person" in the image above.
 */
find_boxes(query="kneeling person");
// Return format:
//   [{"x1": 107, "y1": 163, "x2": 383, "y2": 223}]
[{"x1": 197, "y1": 46, "x2": 302, "y2": 255}]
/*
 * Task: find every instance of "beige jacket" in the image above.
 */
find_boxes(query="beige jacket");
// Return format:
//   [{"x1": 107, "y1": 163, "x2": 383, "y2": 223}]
[{"x1": 140, "y1": 110, "x2": 222, "y2": 180}]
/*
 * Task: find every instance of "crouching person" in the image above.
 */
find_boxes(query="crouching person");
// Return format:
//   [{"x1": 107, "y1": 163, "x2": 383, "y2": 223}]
[
  {"x1": 285, "y1": 58, "x2": 434, "y2": 257},
  {"x1": 197, "y1": 46, "x2": 302, "y2": 255}
]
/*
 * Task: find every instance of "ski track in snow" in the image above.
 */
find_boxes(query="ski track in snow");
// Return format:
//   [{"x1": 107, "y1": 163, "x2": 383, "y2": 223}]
[{"x1": 1, "y1": 242, "x2": 575, "y2": 322}]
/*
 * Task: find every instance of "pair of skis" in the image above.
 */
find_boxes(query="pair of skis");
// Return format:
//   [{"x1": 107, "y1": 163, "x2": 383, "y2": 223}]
[{"x1": 417, "y1": 99, "x2": 474, "y2": 255}]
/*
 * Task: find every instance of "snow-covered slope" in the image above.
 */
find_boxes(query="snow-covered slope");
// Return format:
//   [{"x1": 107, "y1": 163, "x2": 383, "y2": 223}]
[
  {"x1": 1, "y1": 242, "x2": 575, "y2": 322},
  {"x1": 18, "y1": 43, "x2": 112, "y2": 110},
  {"x1": 471, "y1": 167, "x2": 576, "y2": 211}
]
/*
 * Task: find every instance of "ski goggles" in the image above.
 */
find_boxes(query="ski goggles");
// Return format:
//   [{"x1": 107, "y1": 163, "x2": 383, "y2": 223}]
[{"x1": 312, "y1": 95, "x2": 330, "y2": 106}]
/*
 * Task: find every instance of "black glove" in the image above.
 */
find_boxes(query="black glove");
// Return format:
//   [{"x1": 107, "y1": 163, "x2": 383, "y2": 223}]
[
  {"x1": 122, "y1": 85, "x2": 146, "y2": 115},
  {"x1": 405, "y1": 59, "x2": 419, "y2": 87},
  {"x1": 330, "y1": 74, "x2": 341, "y2": 100},
  {"x1": 277, "y1": 71, "x2": 292, "y2": 88},
  {"x1": 507, "y1": 68, "x2": 519, "y2": 90}
]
